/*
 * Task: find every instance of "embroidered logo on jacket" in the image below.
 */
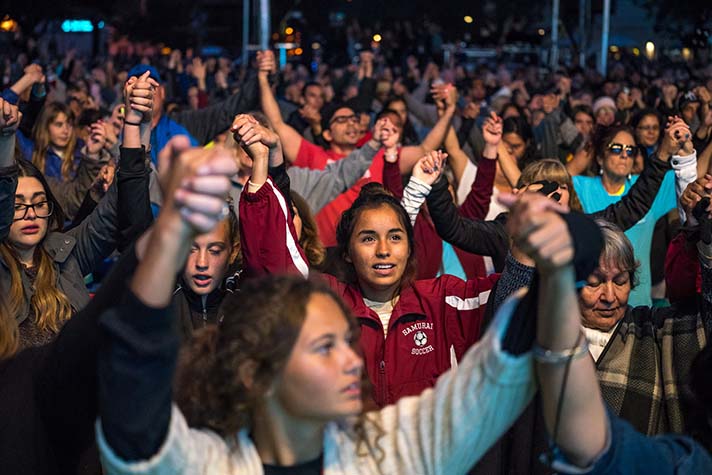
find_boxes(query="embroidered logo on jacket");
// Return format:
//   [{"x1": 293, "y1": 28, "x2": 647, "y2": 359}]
[
  {"x1": 414, "y1": 330, "x2": 427, "y2": 347},
  {"x1": 403, "y1": 322, "x2": 434, "y2": 355}
]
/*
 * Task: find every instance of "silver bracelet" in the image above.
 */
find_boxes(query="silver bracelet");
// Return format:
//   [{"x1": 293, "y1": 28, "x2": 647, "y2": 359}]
[{"x1": 533, "y1": 335, "x2": 589, "y2": 365}]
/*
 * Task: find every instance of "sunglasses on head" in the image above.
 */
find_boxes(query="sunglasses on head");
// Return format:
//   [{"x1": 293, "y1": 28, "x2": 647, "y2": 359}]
[{"x1": 607, "y1": 143, "x2": 638, "y2": 158}]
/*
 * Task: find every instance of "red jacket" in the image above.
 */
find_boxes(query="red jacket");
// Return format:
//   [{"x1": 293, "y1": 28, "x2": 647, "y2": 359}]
[
  {"x1": 239, "y1": 177, "x2": 499, "y2": 407},
  {"x1": 665, "y1": 231, "x2": 701, "y2": 303}
]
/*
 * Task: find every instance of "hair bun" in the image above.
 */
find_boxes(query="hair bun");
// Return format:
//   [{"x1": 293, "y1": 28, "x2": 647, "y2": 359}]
[{"x1": 358, "y1": 182, "x2": 391, "y2": 198}]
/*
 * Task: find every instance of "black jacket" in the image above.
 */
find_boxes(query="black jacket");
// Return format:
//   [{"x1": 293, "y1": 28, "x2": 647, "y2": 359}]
[
  {"x1": 0, "y1": 247, "x2": 138, "y2": 475},
  {"x1": 426, "y1": 154, "x2": 672, "y2": 273}
]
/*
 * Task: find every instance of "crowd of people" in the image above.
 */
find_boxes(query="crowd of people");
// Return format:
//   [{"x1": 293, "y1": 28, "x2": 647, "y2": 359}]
[{"x1": 4, "y1": 18, "x2": 712, "y2": 475}]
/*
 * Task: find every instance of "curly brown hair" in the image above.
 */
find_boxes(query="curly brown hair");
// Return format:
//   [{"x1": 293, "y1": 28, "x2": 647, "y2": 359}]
[{"x1": 174, "y1": 275, "x2": 385, "y2": 460}]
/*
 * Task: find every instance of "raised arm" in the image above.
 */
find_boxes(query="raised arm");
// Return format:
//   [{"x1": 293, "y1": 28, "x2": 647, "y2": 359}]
[
  {"x1": 0, "y1": 98, "x2": 19, "y2": 240},
  {"x1": 233, "y1": 115, "x2": 309, "y2": 278},
  {"x1": 67, "y1": 72, "x2": 156, "y2": 273},
  {"x1": 504, "y1": 192, "x2": 607, "y2": 469},
  {"x1": 398, "y1": 83, "x2": 456, "y2": 174},
  {"x1": 400, "y1": 151, "x2": 445, "y2": 226},
  {"x1": 257, "y1": 50, "x2": 304, "y2": 163},
  {"x1": 97, "y1": 140, "x2": 237, "y2": 467},
  {"x1": 458, "y1": 112, "x2": 502, "y2": 220},
  {"x1": 426, "y1": 175, "x2": 510, "y2": 271}
]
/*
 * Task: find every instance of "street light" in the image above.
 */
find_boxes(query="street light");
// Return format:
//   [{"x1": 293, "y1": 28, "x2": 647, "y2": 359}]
[
  {"x1": 464, "y1": 16, "x2": 473, "y2": 24},
  {"x1": 0, "y1": 17, "x2": 17, "y2": 32},
  {"x1": 373, "y1": 34, "x2": 382, "y2": 42},
  {"x1": 645, "y1": 41, "x2": 655, "y2": 59}
]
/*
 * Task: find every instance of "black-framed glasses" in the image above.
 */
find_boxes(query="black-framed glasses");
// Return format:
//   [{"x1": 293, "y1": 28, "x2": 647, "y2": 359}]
[
  {"x1": 636, "y1": 125, "x2": 660, "y2": 132},
  {"x1": 13, "y1": 201, "x2": 54, "y2": 221},
  {"x1": 330, "y1": 114, "x2": 359, "y2": 125},
  {"x1": 607, "y1": 143, "x2": 638, "y2": 158}
]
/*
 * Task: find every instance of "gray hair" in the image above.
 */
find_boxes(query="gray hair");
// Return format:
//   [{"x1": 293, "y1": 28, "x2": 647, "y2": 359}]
[{"x1": 594, "y1": 219, "x2": 640, "y2": 288}]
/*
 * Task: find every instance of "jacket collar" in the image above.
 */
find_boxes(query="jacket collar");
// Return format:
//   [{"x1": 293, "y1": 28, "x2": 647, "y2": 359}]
[
  {"x1": 175, "y1": 275, "x2": 231, "y2": 311},
  {"x1": 350, "y1": 283, "x2": 428, "y2": 331},
  {"x1": 42, "y1": 232, "x2": 76, "y2": 264}
]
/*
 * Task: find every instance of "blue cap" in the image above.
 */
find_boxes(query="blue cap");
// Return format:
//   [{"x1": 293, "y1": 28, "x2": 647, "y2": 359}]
[{"x1": 127, "y1": 64, "x2": 162, "y2": 84}]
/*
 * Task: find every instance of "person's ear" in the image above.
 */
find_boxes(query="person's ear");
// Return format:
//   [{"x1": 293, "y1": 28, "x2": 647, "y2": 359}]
[
  {"x1": 322, "y1": 129, "x2": 333, "y2": 143},
  {"x1": 229, "y1": 241, "x2": 241, "y2": 264},
  {"x1": 238, "y1": 359, "x2": 258, "y2": 390}
]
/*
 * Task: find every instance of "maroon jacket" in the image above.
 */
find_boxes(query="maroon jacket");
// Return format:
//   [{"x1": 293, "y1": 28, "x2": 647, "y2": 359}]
[
  {"x1": 239, "y1": 177, "x2": 499, "y2": 407},
  {"x1": 382, "y1": 156, "x2": 497, "y2": 280}
]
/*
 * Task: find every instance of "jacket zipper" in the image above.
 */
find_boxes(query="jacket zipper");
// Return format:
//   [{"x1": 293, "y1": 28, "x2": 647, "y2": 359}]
[{"x1": 379, "y1": 360, "x2": 387, "y2": 405}]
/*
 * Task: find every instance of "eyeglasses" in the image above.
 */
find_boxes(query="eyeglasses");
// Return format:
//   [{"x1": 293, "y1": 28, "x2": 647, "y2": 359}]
[
  {"x1": 13, "y1": 201, "x2": 54, "y2": 221},
  {"x1": 330, "y1": 114, "x2": 359, "y2": 125},
  {"x1": 636, "y1": 125, "x2": 659, "y2": 132},
  {"x1": 607, "y1": 143, "x2": 638, "y2": 158},
  {"x1": 68, "y1": 96, "x2": 84, "y2": 104}
]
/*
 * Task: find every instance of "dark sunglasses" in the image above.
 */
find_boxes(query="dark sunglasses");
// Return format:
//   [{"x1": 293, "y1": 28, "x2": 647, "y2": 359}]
[{"x1": 607, "y1": 143, "x2": 638, "y2": 158}]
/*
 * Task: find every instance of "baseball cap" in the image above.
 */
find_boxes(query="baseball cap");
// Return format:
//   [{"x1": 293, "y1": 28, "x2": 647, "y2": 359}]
[{"x1": 127, "y1": 64, "x2": 162, "y2": 84}]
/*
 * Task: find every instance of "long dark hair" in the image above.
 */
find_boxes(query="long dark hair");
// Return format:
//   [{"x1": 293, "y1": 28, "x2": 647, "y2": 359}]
[
  {"x1": 334, "y1": 183, "x2": 417, "y2": 290},
  {"x1": 0, "y1": 159, "x2": 71, "y2": 332},
  {"x1": 503, "y1": 116, "x2": 539, "y2": 168}
]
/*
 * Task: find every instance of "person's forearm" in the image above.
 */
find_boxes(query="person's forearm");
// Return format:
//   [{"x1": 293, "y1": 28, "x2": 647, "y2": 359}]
[
  {"x1": 443, "y1": 125, "x2": 470, "y2": 184},
  {"x1": 249, "y1": 155, "x2": 269, "y2": 189},
  {"x1": 566, "y1": 147, "x2": 593, "y2": 177},
  {"x1": 122, "y1": 124, "x2": 141, "y2": 148},
  {"x1": 0, "y1": 134, "x2": 15, "y2": 167},
  {"x1": 536, "y1": 265, "x2": 608, "y2": 467},
  {"x1": 497, "y1": 141, "x2": 521, "y2": 187},
  {"x1": 421, "y1": 106, "x2": 454, "y2": 153},
  {"x1": 130, "y1": 215, "x2": 191, "y2": 307},
  {"x1": 9, "y1": 75, "x2": 33, "y2": 96},
  {"x1": 268, "y1": 143, "x2": 284, "y2": 168},
  {"x1": 401, "y1": 177, "x2": 431, "y2": 226},
  {"x1": 140, "y1": 123, "x2": 151, "y2": 149},
  {"x1": 672, "y1": 151, "x2": 697, "y2": 223},
  {"x1": 258, "y1": 74, "x2": 285, "y2": 127}
]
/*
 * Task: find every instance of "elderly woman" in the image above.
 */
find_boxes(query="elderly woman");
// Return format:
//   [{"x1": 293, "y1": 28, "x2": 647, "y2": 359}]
[
  {"x1": 497, "y1": 213, "x2": 712, "y2": 437},
  {"x1": 504, "y1": 191, "x2": 712, "y2": 473}
]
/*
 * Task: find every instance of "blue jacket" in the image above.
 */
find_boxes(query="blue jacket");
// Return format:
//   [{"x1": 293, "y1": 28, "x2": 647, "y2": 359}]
[
  {"x1": 149, "y1": 115, "x2": 199, "y2": 166},
  {"x1": 555, "y1": 407, "x2": 712, "y2": 474}
]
